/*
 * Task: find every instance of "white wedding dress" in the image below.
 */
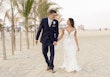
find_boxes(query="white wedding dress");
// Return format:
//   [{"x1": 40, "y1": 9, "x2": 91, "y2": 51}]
[{"x1": 61, "y1": 29, "x2": 81, "y2": 72}]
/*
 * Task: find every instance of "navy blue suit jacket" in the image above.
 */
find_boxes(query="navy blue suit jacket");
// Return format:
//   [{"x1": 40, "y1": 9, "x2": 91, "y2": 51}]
[{"x1": 36, "y1": 18, "x2": 59, "y2": 44}]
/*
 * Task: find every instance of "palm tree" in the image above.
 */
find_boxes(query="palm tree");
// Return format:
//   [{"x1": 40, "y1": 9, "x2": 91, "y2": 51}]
[
  {"x1": 0, "y1": 0, "x2": 7, "y2": 59},
  {"x1": 15, "y1": 0, "x2": 34, "y2": 49},
  {"x1": 4, "y1": 0, "x2": 18, "y2": 55},
  {"x1": 10, "y1": 0, "x2": 16, "y2": 55},
  {"x1": 28, "y1": 0, "x2": 38, "y2": 47},
  {"x1": 0, "y1": 23, "x2": 7, "y2": 60},
  {"x1": 0, "y1": 0, "x2": 4, "y2": 38}
]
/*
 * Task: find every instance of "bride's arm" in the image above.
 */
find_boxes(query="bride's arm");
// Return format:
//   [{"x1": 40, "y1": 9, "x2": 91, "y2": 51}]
[
  {"x1": 58, "y1": 29, "x2": 64, "y2": 41},
  {"x1": 74, "y1": 30, "x2": 80, "y2": 51}
]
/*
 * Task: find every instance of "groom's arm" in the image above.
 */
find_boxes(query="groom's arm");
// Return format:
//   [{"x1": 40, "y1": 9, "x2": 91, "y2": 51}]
[{"x1": 36, "y1": 19, "x2": 43, "y2": 41}]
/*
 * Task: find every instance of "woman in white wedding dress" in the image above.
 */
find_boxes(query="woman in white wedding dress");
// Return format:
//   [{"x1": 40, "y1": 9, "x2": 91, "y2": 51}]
[{"x1": 58, "y1": 18, "x2": 81, "y2": 72}]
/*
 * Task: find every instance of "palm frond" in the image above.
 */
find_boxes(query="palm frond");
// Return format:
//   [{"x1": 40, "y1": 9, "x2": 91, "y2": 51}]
[
  {"x1": 24, "y1": 0, "x2": 34, "y2": 17},
  {"x1": 0, "y1": 23, "x2": 3, "y2": 28},
  {"x1": 4, "y1": 9, "x2": 12, "y2": 23},
  {"x1": 36, "y1": 0, "x2": 61, "y2": 21}
]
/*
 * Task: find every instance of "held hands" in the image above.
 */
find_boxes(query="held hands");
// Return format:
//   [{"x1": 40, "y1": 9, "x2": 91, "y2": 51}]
[
  {"x1": 53, "y1": 41, "x2": 57, "y2": 46},
  {"x1": 36, "y1": 40, "x2": 57, "y2": 46},
  {"x1": 36, "y1": 40, "x2": 38, "y2": 45}
]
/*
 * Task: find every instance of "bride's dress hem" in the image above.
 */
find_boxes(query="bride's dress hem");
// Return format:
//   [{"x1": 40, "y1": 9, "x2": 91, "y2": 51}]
[{"x1": 60, "y1": 66, "x2": 81, "y2": 72}]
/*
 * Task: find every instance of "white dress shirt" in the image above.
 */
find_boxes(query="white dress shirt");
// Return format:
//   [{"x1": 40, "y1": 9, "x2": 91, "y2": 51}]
[{"x1": 48, "y1": 18, "x2": 53, "y2": 27}]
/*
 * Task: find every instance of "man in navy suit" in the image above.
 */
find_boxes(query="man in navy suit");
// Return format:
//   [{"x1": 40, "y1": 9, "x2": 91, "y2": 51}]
[{"x1": 36, "y1": 10, "x2": 59, "y2": 73}]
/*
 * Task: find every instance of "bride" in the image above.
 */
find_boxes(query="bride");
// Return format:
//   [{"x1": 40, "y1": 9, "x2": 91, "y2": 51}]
[{"x1": 58, "y1": 18, "x2": 81, "y2": 72}]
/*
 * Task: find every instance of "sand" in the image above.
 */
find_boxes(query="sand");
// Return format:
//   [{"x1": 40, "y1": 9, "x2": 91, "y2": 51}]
[{"x1": 0, "y1": 30, "x2": 110, "y2": 77}]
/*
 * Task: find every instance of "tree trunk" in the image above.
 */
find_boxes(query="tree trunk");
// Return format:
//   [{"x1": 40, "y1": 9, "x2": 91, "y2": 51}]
[
  {"x1": 0, "y1": 29, "x2": 2, "y2": 39},
  {"x1": 14, "y1": 33, "x2": 16, "y2": 50},
  {"x1": 11, "y1": 0, "x2": 15, "y2": 55},
  {"x1": 20, "y1": 31, "x2": 22, "y2": 51},
  {"x1": 25, "y1": 28, "x2": 29, "y2": 49},
  {"x1": 25, "y1": 19, "x2": 29, "y2": 49},
  {"x1": 33, "y1": 31, "x2": 35, "y2": 47},
  {"x1": 31, "y1": 31, "x2": 32, "y2": 38},
  {"x1": 11, "y1": 29, "x2": 14, "y2": 55},
  {"x1": 2, "y1": 28, "x2": 7, "y2": 60}
]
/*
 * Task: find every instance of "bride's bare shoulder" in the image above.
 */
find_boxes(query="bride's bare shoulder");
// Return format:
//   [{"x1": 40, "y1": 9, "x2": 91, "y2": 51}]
[
  {"x1": 61, "y1": 27, "x2": 67, "y2": 31},
  {"x1": 73, "y1": 28, "x2": 77, "y2": 31},
  {"x1": 73, "y1": 28, "x2": 77, "y2": 33},
  {"x1": 64, "y1": 27, "x2": 69, "y2": 30},
  {"x1": 60, "y1": 27, "x2": 67, "y2": 33}
]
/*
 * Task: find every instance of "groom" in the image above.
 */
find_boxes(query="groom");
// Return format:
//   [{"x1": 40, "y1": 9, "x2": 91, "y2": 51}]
[{"x1": 36, "y1": 10, "x2": 59, "y2": 73}]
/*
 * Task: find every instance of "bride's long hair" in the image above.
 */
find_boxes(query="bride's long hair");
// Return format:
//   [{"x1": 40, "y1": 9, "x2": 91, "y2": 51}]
[{"x1": 69, "y1": 18, "x2": 75, "y2": 28}]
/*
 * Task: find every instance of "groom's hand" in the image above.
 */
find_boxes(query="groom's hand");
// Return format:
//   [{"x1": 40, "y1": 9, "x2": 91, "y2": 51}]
[
  {"x1": 36, "y1": 40, "x2": 38, "y2": 45},
  {"x1": 53, "y1": 41, "x2": 57, "y2": 46}
]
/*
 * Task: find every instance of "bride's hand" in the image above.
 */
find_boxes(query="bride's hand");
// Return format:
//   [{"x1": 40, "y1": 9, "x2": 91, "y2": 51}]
[{"x1": 77, "y1": 48, "x2": 80, "y2": 52}]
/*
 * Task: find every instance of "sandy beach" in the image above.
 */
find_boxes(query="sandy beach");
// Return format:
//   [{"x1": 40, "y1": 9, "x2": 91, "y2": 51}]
[{"x1": 0, "y1": 30, "x2": 110, "y2": 77}]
